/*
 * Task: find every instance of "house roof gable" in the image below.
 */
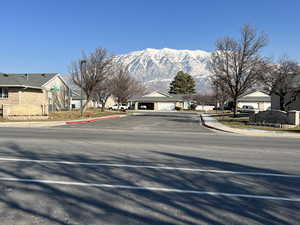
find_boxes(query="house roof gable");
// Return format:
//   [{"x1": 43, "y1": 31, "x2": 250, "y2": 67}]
[
  {"x1": 143, "y1": 91, "x2": 171, "y2": 98},
  {"x1": 238, "y1": 91, "x2": 271, "y2": 102},
  {"x1": 244, "y1": 91, "x2": 270, "y2": 98},
  {"x1": 41, "y1": 74, "x2": 69, "y2": 89},
  {"x1": 0, "y1": 73, "x2": 58, "y2": 89}
]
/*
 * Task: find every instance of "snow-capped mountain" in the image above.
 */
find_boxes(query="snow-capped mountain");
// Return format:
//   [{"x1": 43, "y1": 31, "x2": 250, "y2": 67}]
[{"x1": 114, "y1": 48, "x2": 212, "y2": 93}]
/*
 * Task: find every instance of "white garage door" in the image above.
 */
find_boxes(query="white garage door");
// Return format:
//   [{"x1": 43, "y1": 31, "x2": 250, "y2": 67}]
[{"x1": 157, "y1": 102, "x2": 175, "y2": 111}]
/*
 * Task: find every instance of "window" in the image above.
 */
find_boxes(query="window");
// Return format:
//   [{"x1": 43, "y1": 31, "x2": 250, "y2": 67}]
[{"x1": 0, "y1": 88, "x2": 8, "y2": 98}]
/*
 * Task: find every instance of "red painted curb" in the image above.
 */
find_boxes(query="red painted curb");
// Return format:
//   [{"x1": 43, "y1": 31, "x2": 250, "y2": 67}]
[{"x1": 65, "y1": 115, "x2": 123, "y2": 125}]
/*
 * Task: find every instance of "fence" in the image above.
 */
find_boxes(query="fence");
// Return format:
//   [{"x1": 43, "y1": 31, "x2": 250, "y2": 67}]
[{"x1": 1, "y1": 104, "x2": 49, "y2": 119}]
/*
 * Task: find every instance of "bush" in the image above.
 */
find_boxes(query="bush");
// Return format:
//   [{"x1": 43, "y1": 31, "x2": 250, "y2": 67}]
[{"x1": 190, "y1": 104, "x2": 197, "y2": 110}]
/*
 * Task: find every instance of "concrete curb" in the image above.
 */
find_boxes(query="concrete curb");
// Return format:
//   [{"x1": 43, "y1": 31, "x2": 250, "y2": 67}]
[
  {"x1": 200, "y1": 113, "x2": 300, "y2": 138},
  {"x1": 0, "y1": 114, "x2": 127, "y2": 128},
  {"x1": 200, "y1": 114, "x2": 233, "y2": 133}
]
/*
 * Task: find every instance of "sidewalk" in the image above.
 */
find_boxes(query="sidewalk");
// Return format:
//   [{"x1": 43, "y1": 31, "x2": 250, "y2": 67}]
[
  {"x1": 201, "y1": 113, "x2": 300, "y2": 138},
  {"x1": 0, "y1": 114, "x2": 127, "y2": 128}
]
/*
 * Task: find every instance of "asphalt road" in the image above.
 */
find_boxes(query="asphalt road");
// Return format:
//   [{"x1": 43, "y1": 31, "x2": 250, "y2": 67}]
[{"x1": 0, "y1": 112, "x2": 299, "y2": 225}]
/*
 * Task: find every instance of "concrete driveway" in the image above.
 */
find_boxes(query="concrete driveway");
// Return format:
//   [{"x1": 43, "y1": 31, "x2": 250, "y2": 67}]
[
  {"x1": 63, "y1": 112, "x2": 212, "y2": 133},
  {"x1": 0, "y1": 112, "x2": 299, "y2": 225}
]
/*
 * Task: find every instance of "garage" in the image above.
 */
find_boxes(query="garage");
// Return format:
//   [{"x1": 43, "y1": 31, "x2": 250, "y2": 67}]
[
  {"x1": 157, "y1": 102, "x2": 175, "y2": 111},
  {"x1": 138, "y1": 102, "x2": 154, "y2": 110},
  {"x1": 128, "y1": 91, "x2": 189, "y2": 111}
]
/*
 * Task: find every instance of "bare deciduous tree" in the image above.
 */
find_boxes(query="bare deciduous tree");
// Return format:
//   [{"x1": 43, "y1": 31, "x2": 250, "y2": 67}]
[
  {"x1": 111, "y1": 64, "x2": 145, "y2": 108},
  {"x1": 209, "y1": 24, "x2": 269, "y2": 117},
  {"x1": 70, "y1": 48, "x2": 113, "y2": 113},
  {"x1": 193, "y1": 94, "x2": 215, "y2": 105},
  {"x1": 93, "y1": 78, "x2": 113, "y2": 112},
  {"x1": 260, "y1": 57, "x2": 300, "y2": 111},
  {"x1": 210, "y1": 75, "x2": 230, "y2": 110}
]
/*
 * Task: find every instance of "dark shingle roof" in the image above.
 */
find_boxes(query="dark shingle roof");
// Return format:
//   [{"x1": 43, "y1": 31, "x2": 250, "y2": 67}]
[{"x1": 0, "y1": 73, "x2": 58, "y2": 89}]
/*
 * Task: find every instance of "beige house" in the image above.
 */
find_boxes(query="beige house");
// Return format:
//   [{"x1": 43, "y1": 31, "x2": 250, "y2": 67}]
[
  {"x1": 128, "y1": 91, "x2": 191, "y2": 111},
  {"x1": 237, "y1": 90, "x2": 271, "y2": 111},
  {"x1": 70, "y1": 90, "x2": 116, "y2": 110},
  {"x1": 0, "y1": 73, "x2": 70, "y2": 119}
]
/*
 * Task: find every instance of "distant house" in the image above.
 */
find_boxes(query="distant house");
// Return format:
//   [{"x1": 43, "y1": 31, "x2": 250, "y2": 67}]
[
  {"x1": 0, "y1": 73, "x2": 70, "y2": 119},
  {"x1": 70, "y1": 90, "x2": 116, "y2": 110},
  {"x1": 237, "y1": 90, "x2": 271, "y2": 111},
  {"x1": 70, "y1": 90, "x2": 97, "y2": 109},
  {"x1": 128, "y1": 91, "x2": 192, "y2": 111},
  {"x1": 271, "y1": 74, "x2": 300, "y2": 111}
]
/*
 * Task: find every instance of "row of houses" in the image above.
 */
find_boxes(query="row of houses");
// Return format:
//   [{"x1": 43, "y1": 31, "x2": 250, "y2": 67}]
[
  {"x1": 0, "y1": 73, "x2": 195, "y2": 119},
  {"x1": 0, "y1": 73, "x2": 299, "y2": 119},
  {"x1": 129, "y1": 88, "x2": 300, "y2": 113}
]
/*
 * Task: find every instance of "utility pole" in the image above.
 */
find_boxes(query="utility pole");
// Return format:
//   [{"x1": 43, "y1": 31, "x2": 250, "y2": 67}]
[{"x1": 80, "y1": 60, "x2": 86, "y2": 117}]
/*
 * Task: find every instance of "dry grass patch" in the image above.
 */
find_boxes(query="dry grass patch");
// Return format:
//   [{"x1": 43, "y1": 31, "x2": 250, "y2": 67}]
[
  {"x1": 0, "y1": 108, "x2": 126, "y2": 122},
  {"x1": 215, "y1": 113, "x2": 300, "y2": 132},
  {"x1": 49, "y1": 109, "x2": 126, "y2": 121}
]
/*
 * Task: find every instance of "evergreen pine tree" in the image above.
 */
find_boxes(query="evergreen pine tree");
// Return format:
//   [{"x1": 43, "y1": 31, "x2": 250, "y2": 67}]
[{"x1": 168, "y1": 71, "x2": 196, "y2": 94}]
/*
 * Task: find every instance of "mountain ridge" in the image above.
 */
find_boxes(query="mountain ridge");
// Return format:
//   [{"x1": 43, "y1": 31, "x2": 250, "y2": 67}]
[{"x1": 114, "y1": 48, "x2": 212, "y2": 93}]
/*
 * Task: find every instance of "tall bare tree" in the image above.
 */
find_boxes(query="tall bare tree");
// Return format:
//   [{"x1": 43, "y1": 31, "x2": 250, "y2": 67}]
[
  {"x1": 70, "y1": 48, "x2": 113, "y2": 112},
  {"x1": 260, "y1": 57, "x2": 300, "y2": 111},
  {"x1": 209, "y1": 24, "x2": 269, "y2": 117},
  {"x1": 111, "y1": 64, "x2": 145, "y2": 107}
]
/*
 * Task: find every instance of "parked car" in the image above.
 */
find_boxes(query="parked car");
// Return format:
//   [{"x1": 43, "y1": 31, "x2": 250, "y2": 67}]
[
  {"x1": 212, "y1": 105, "x2": 233, "y2": 111},
  {"x1": 109, "y1": 104, "x2": 129, "y2": 110},
  {"x1": 238, "y1": 105, "x2": 255, "y2": 113},
  {"x1": 139, "y1": 105, "x2": 147, "y2": 110}
]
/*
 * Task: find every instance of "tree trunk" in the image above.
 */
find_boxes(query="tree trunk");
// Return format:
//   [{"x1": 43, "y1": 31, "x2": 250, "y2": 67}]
[
  {"x1": 100, "y1": 96, "x2": 109, "y2": 112},
  {"x1": 82, "y1": 99, "x2": 90, "y2": 114},
  {"x1": 101, "y1": 101, "x2": 105, "y2": 112},
  {"x1": 279, "y1": 95, "x2": 285, "y2": 111},
  {"x1": 233, "y1": 97, "x2": 238, "y2": 117}
]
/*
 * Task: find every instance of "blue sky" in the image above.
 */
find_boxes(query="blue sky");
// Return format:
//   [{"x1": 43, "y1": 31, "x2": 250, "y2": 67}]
[{"x1": 0, "y1": 0, "x2": 299, "y2": 74}]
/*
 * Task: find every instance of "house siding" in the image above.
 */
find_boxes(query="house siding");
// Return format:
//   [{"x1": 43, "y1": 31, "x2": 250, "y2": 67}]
[
  {"x1": 0, "y1": 88, "x2": 21, "y2": 105},
  {"x1": 19, "y1": 88, "x2": 47, "y2": 105},
  {"x1": 0, "y1": 87, "x2": 48, "y2": 117},
  {"x1": 43, "y1": 76, "x2": 70, "y2": 110}
]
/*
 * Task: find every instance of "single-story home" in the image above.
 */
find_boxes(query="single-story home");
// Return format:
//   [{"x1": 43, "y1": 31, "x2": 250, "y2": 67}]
[
  {"x1": 0, "y1": 73, "x2": 70, "y2": 119},
  {"x1": 128, "y1": 91, "x2": 192, "y2": 111},
  {"x1": 237, "y1": 90, "x2": 271, "y2": 111},
  {"x1": 70, "y1": 90, "x2": 116, "y2": 110},
  {"x1": 71, "y1": 90, "x2": 98, "y2": 109}
]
